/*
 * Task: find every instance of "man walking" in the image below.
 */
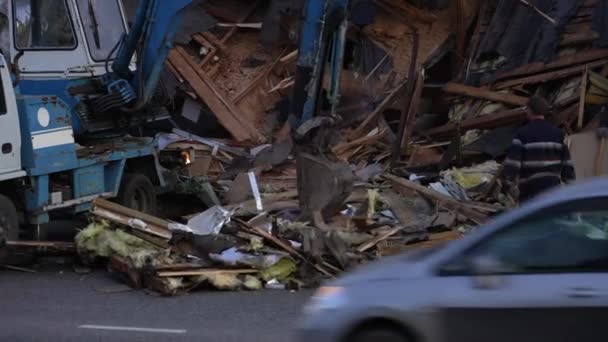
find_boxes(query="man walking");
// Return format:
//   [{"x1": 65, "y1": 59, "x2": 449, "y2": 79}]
[{"x1": 503, "y1": 96, "x2": 576, "y2": 202}]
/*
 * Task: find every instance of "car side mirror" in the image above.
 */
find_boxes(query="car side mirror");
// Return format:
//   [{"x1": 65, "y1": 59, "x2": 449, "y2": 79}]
[{"x1": 469, "y1": 255, "x2": 506, "y2": 290}]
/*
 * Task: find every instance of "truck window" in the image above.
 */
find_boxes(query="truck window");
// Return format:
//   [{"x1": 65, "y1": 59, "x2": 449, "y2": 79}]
[
  {"x1": 13, "y1": 0, "x2": 77, "y2": 49},
  {"x1": 75, "y1": 0, "x2": 126, "y2": 62}
]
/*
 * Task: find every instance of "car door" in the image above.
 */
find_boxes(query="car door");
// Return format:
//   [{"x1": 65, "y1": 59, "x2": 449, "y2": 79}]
[{"x1": 434, "y1": 198, "x2": 608, "y2": 342}]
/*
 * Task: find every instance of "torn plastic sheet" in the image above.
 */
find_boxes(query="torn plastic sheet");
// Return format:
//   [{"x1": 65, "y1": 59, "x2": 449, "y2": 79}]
[
  {"x1": 209, "y1": 247, "x2": 282, "y2": 269},
  {"x1": 187, "y1": 206, "x2": 237, "y2": 236},
  {"x1": 265, "y1": 278, "x2": 286, "y2": 290}
]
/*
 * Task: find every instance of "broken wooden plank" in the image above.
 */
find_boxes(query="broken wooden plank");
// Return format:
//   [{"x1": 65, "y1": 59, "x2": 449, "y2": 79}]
[
  {"x1": 200, "y1": 32, "x2": 227, "y2": 51},
  {"x1": 495, "y1": 59, "x2": 608, "y2": 89},
  {"x1": 595, "y1": 137, "x2": 608, "y2": 176},
  {"x1": 236, "y1": 219, "x2": 334, "y2": 277},
  {"x1": 393, "y1": 25, "x2": 420, "y2": 161},
  {"x1": 1, "y1": 265, "x2": 37, "y2": 273},
  {"x1": 350, "y1": 79, "x2": 408, "y2": 139},
  {"x1": 358, "y1": 226, "x2": 404, "y2": 253},
  {"x1": 6, "y1": 240, "x2": 76, "y2": 249},
  {"x1": 109, "y1": 256, "x2": 142, "y2": 289},
  {"x1": 280, "y1": 50, "x2": 298, "y2": 64},
  {"x1": 444, "y1": 83, "x2": 528, "y2": 106},
  {"x1": 157, "y1": 269, "x2": 258, "y2": 278},
  {"x1": 201, "y1": 1, "x2": 261, "y2": 67},
  {"x1": 333, "y1": 128, "x2": 388, "y2": 155},
  {"x1": 495, "y1": 49, "x2": 608, "y2": 81},
  {"x1": 217, "y1": 22, "x2": 263, "y2": 29},
  {"x1": 233, "y1": 52, "x2": 284, "y2": 103},
  {"x1": 383, "y1": 174, "x2": 488, "y2": 224},
  {"x1": 401, "y1": 70, "x2": 425, "y2": 150},
  {"x1": 376, "y1": 0, "x2": 437, "y2": 23},
  {"x1": 92, "y1": 199, "x2": 172, "y2": 240},
  {"x1": 579, "y1": 67, "x2": 589, "y2": 129},
  {"x1": 560, "y1": 32, "x2": 599, "y2": 47},
  {"x1": 269, "y1": 76, "x2": 295, "y2": 93},
  {"x1": 169, "y1": 48, "x2": 265, "y2": 142}
]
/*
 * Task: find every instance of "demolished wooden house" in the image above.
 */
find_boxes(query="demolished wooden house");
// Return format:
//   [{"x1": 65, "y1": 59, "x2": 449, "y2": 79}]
[{"x1": 67, "y1": 0, "x2": 608, "y2": 295}]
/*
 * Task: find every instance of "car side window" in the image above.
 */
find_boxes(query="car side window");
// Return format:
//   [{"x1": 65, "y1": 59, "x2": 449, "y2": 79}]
[{"x1": 464, "y1": 208, "x2": 608, "y2": 274}]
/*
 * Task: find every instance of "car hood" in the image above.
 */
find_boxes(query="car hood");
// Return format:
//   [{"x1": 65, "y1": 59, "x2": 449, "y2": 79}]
[{"x1": 331, "y1": 252, "x2": 428, "y2": 286}]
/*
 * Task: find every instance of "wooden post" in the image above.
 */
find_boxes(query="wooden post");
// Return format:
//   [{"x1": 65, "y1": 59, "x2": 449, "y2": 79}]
[{"x1": 578, "y1": 67, "x2": 589, "y2": 129}]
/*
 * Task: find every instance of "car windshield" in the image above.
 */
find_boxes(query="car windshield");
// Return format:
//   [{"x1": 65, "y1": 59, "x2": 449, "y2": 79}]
[{"x1": 75, "y1": 0, "x2": 125, "y2": 61}]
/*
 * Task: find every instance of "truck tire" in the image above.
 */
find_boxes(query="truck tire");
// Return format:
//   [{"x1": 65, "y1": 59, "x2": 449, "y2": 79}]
[
  {"x1": 117, "y1": 174, "x2": 157, "y2": 215},
  {"x1": 0, "y1": 194, "x2": 19, "y2": 263}
]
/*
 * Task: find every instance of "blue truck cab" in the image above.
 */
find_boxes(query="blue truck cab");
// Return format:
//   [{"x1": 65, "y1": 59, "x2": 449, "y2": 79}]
[{"x1": 0, "y1": 0, "x2": 192, "y2": 254}]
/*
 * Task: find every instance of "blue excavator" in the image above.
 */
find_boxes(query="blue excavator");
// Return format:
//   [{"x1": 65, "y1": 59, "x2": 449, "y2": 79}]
[{"x1": 0, "y1": 0, "x2": 354, "y2": 257}]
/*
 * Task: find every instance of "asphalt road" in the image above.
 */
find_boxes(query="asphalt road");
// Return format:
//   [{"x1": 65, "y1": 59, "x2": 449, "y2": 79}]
[{"x1": 0, "y1": 263, "x2": 311, "y2": 342}]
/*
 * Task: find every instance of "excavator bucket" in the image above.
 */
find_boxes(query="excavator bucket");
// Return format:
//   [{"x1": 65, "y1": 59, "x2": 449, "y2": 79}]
[{"x1": 296, "y1": 152, "x2": 354, "y2": 219}]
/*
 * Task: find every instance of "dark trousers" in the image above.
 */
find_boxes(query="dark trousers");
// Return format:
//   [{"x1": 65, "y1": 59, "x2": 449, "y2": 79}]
[{"x1": 519, "y1": 177, "x2": 561, "y2": 203}]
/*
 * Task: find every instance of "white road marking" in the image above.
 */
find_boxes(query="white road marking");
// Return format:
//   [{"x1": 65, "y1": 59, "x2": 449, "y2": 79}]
[{"x1": 78, "y1": 325, "x2": 187, "y2": 334}]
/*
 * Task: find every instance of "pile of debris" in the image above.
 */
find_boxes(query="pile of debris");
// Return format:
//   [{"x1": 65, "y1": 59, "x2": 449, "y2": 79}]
[{"x1": 74, "y1": 0, "x2": 608, "y2": 295}]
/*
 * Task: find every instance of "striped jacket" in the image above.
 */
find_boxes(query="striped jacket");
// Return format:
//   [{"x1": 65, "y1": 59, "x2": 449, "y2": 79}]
[{"x1": 503, "y1": 119, "x2": 575, "y2": 187}]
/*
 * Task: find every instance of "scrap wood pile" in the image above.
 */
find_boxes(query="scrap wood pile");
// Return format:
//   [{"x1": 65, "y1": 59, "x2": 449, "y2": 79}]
[
  {"x1": 75, "y1": 0, "x2": 608, "y2": 295},
  {"x1": 410, "y1": 0, "x2": 608, "y2": 187}
]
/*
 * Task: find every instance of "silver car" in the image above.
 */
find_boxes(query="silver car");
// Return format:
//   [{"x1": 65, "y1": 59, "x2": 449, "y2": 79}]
[{"x1": 298, "y1": 179, "x2": 608, "y2": 342}]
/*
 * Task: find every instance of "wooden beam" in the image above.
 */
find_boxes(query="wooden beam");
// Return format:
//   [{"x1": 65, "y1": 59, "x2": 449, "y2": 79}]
[
  {"x1": 157, "y1": 269, "x2": 258, "y2": 277},
  {"x1": 168, "y1": 48, "x2": 265, "y2": 142},
  {"x1": 376, "y1": 0, "x2": 437, "y2": 23},
  {"x1": 357, "y1": 226, "x2": 404, "y2": 253},
  {"x1": 560, "y1": 32, "x2": 599, "y2": 47},
  {"x1": 444, "y1": 83, "x2": 528, "y2": 106},
  {"x1": 333, "y1": 128, "x2": 388, "y2": 155},
  {"x1": 393, "y1": 25, "x2": 420, "y2": 162},
  {"x1": 232, "y1": 51, "x2": 285, "y2": 103},
  {"x1": 420, "y1": 107, "x2": 527, "y2": 139},
  {"x1": 579, "y1": 67, "x2": 589, "y2": 129},
  {"x1": 236, "y1": 219, "x2": 334, "y2": 277},
  {"x1": 217, "y1": 22, "x2": 263, "y2": 29},
  {"x1": 92, "y1": 199, "x2": 172, "y2": 239},
  {"x1": 201, "y1": 1, "x2": 261, "y2": 67},
  {"x1": 401, "y1": 70, "x2": 425, "y2": 149},
  {"x1": 200, "y1": 32, "x2": 228, "y2": 51},
  {"x1": 350, "y1": 79, "x2": 408, "y2": 140},
  {"x1": 280, "y1": 50, "x2": 298, "y2": 64},
  {"x1": 383, "y1": 174, "x2": 487, "y2": 224},
  {"x1": 495, "y1": 59, "x2": 608, "y2": 89},
  {"x1": 495, "y1": 49, "x2": 608, "y2": 81}
]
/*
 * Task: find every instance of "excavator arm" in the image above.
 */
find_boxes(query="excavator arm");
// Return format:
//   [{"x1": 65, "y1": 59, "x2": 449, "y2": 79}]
[
  {"x1": 290, "y1": 0, "x2": 354, "y2": 222},
  {"x1": 112, "y1": 0, "x2": 192, "y2": 111}
]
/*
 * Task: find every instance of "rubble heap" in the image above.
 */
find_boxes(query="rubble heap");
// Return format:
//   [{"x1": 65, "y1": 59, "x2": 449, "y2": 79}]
[{"x1": 75, "y1": 0, "x2": 608, "y2": 295}]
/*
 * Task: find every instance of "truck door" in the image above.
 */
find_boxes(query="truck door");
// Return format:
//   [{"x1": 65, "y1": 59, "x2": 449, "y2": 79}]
[{"x1": 0, "y1": 61, "x2": 21, "y2": 177}]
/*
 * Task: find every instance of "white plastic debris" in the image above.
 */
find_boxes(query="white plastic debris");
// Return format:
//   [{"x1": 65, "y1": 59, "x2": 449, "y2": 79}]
[
  {"x1": 187, "y1": 206, "x2": 235, "y2": 235},
  {"x1": 248, "y1": 172, "x2": 263, "y2": 212}
]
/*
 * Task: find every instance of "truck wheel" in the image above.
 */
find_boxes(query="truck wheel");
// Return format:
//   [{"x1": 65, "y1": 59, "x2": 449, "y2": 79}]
[
  {"x1": 0, "y1": 194, "x2": 19, "y2": 263},
  {"x1": 117, "y1": 174, "x2": 157, "y2": 215}
]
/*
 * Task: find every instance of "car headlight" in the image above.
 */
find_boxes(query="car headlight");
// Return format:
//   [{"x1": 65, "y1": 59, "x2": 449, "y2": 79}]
[{"x1": 303, "y1": 286, "x2": 348, "y2": 314}]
